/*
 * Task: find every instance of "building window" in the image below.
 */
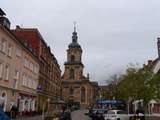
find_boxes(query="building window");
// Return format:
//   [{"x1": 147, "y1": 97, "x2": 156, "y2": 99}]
[
  {"x1": 8, "y1": 44, "x2": 12, "y2": 57},
  {"x1": 28, "y1": 76, "x2": 32, "y2": 88},
  {"x1": 1, "y1": 40, "x2": 6, "y2": 53},
  {"x1": 69, "y1": 69, "x2": 75, "y2": 79},
  {"x1": 24, "y1": 58, "x2": 29, "y2": 68},
  {"x1": 32, "y1": 80, "x2": 37, "y2": 89},
  {"x1": 81, "y1": 87, "x2": 86, "y2": 103},
  {"x1": 33, "y1": 65, "x2": 38, "y2": 74},
  {"x1": 14, "y1": 70, "x2": 19, "y2": 80},
  {"x1": 16, "y1": 47, "x2": 22, "y2": 57},
  {"x1": 13, "y1": 79, "x2": 17, "y2": 89},
  {"x1": 71, "y1": 55, "x2": 75, "y2": 62},
  {"x1": 29, "y1": 62, "x2": 33, "y2": 71},
  {"x1": 5, "y1": 65, "x2": 9, "y2": 80},
  {"x1": 0, "y1": 63, "x2": 3, "y2": 79},
  {"x1": 22, "y1": 74, "x2": 27, "y2": 86},
  {"x1": 24, "y1": 58, "x2": 27, "y2": 67}
]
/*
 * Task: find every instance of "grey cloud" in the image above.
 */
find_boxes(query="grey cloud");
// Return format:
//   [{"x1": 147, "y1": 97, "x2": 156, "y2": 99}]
[{"x1": 1, "y1": 0, "x2": 160, "y2": 84}]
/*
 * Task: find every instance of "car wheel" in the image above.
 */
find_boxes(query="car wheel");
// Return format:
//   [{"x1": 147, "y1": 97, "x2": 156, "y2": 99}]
[{"x1": 117, "y1": 118, "x2": 120, "y2": 120}]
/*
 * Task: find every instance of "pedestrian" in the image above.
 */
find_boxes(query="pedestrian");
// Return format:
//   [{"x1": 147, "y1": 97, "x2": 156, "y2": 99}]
[
  {"x1": 10, "y1": 105, "x2": 18, "y2": 119},
  {"x1": 60, "y1": 106, "x2": 72, "y2": 120}
]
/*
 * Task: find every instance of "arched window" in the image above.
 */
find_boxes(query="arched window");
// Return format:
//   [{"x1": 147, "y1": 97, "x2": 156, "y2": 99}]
[
  {"x1": 69, "y1": 69, "x2": 75, "y2": 79},
  {"x1": 71, "y1": 55, "x2": 75, "y2": 62},
  {"x1": 81, "y1": 87, "x2": 85, "y2": 103}
]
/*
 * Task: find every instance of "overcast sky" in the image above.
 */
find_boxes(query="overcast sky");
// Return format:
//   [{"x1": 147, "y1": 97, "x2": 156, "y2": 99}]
[{"x1": 1, "y1": 0, "x2": 160, "y2": 85}]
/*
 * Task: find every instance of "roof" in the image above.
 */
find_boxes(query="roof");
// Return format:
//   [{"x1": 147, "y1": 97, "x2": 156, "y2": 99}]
[
  {"x1": 152, "y1": 58, "x2": 160, "y2": 74},
  {"x1": 11, "y1": 27, "x2": 44, "y2": 56},
  {"x1": 0, "y1": 25, "x2": 39, "y2": 62},
  {"x1": 68, "y1": 42, "x2": 81, "y2": 49},
  {"x1": 143, "y1": 58, "x2": 159, "y2": 73},
  {"x1": 68, "y1": 31, "x2": 82, "y2": 49},
  {"x1": 11, "y1": 26, "x2": 61, "y2": 68}
]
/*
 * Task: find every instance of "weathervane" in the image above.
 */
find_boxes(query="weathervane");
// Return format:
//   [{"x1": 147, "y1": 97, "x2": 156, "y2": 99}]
[{"x1": 73, "y1": 21, "x2": 76, "y2": 32}]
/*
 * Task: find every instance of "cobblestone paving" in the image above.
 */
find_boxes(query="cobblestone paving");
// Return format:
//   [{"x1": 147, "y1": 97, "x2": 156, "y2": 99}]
[{"x1": 71, "y1": 110, "x2": 91, "y2": 120}]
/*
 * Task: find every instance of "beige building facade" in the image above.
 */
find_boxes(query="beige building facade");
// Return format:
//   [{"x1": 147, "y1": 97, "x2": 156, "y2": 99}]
[
  {"x1": 0, "y1": 11, "x2": 39, "y2": 112},
  {"x1": 11, "y1": 27, "x2": 61, "y2": 112}
]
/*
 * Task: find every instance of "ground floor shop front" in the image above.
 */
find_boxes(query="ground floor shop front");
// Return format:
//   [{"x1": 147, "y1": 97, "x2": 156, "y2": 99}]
[{"x1": 18, "y1": 93, "x2": 37, "y2": 115}]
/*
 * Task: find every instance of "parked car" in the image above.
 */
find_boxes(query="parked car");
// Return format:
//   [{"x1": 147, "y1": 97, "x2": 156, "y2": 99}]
[
  {"x1": 104, "y1": 110, "x2": 129, "y2": 120},
  {"x1": 89, "y1": 108, "x2": 107, "y2": 120}
]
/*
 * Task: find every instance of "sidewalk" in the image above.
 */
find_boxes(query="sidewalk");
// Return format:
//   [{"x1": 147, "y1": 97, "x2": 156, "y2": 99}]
[{"x1": 14, "y1": 115, "x2": 42, "y2": 120}]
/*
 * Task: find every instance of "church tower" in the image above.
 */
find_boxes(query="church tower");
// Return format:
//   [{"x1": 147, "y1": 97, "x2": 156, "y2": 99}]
[
  {"x1": 62, "y1": 24, "x2": 98, "y2": 108},
  {"x1": 63, "y1": 25, "x2": 85, "y2": 81}
]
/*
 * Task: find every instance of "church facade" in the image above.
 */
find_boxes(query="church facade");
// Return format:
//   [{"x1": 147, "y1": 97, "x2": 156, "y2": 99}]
[{"x1": 62, "y1": 27, "x2": 99, "y2": 108}]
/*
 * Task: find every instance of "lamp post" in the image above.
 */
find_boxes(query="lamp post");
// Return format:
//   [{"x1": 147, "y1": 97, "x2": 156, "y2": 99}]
[{"x1": 42, "y1": 102, "x2": 45, "y2": 120}]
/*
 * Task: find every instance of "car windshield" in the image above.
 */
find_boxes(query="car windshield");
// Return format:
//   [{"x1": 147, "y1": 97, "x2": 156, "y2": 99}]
[
  {"x1": 98, "y1": 110, "x2": 107, "y2": 113},
  {"x1": 107, "y1": 111, "x2": 115, "y2": 114},
  {"x1": 92, "y1": 109, "x2": 107, "y2": 113}
]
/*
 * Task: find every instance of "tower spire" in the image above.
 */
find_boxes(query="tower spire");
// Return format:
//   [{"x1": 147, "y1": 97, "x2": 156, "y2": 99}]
[
  {"x1": 74, "y1": 21, "x2": 76, "y2": 32},
  {"x1": 72, "y1": 21, "x2": 78, "y2": 43}
]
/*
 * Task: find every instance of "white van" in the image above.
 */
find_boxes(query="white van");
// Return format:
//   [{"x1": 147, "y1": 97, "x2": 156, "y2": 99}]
[{"x1": 104, "y1": 110, "x2": 129, "y2": 120}]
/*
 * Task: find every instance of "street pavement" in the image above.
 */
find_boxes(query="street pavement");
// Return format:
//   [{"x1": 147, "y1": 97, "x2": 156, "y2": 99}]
[
  {"x1": 71, "y1": 109, "x2": 91, "y2": 120},
  {"x1": 14, "y1": 110, "x2": 90, "y2": 120},
  {"x1": 14, "y1": 115, "x2": 42, "y2": 120}
]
